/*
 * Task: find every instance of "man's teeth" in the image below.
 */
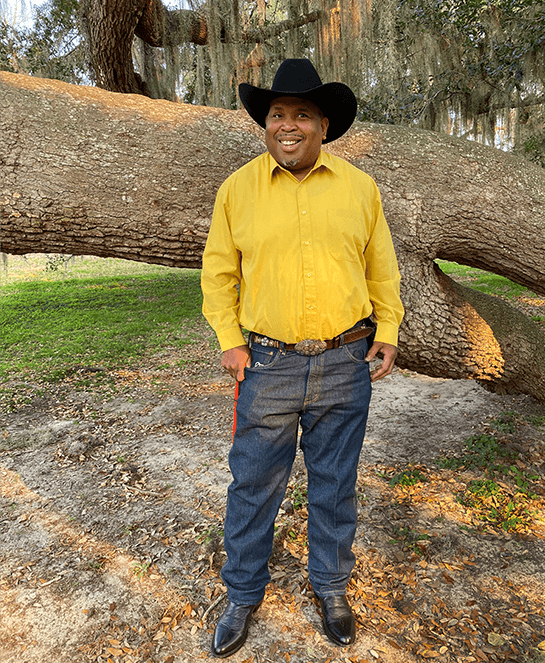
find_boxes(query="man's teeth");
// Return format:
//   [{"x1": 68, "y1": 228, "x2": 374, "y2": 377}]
[{"x1": 280, "y1": 139, "x2": 299, "y2": 145}]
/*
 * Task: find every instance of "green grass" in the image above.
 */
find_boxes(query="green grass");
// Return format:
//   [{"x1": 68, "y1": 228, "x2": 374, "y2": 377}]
[
  {"x1": 196, "y1": 524, "x2": 225, "y2": 544},
  {"x1": 435, "y1": 422, "x2": 542, "y2": 533},
  {"x1": 435, "y1": 433, "x2": 517, "y2": 474},
  {"x1": 2, "y1": 255, "x2": 542, "y2": 383},
  {"x1": 456, "y1": 478, "x2": 539, "y2": 532},
  {"x1": 286, "y1": 480, "x2": 309, "y2": 510},
  {"x1": 387, "y1": 468, "x2": 427, "y2": 488},
  {"x1": 387, "y1": 526, "x2": 431, "y2": 555},
  {"x1": 133, "y1": 561, "x2": 151, "y2": 580},
  {"x1": 436, "y1": 261, "x2": 545, "y2": 330},
  {"x1": 1, "y1": 266, "x2": 204, "y2": 380},
  {"x1": 378, "y1": 466, "x2": 428, "y2": 488},
  {"x1": 435, "y1": 260, "x2": 532, "y2": 300}
]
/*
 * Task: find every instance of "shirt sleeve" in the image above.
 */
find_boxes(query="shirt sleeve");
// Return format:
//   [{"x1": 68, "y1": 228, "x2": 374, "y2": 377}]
[
  {"x1": 364, "y1": 182, "x2": 404, "y2": 346},
  {"x1": 201, "y1": 183, "x2": 247, "y2": 352}
]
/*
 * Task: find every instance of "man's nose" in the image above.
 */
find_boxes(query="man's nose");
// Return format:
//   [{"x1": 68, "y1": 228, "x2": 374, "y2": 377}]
[{"x1": 280, "y1": 116, "x2": 297, "y2": 131}]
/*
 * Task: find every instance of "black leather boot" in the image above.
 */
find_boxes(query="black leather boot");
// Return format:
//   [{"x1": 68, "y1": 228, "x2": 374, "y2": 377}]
[
  {"x1": 211, "y1": 600, "x2": 261, "y2": 658},
  {"x1": 319, "y1": 595, "x2": 356, "y2": 646}
]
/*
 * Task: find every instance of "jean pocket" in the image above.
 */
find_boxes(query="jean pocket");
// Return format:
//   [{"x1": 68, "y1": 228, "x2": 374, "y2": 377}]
[
  {"x1": 342, "y1": 338, "x2": 369, "y2": 364},
  {"x1": 249, "y1": 344, "x2": 281, "y2": 369}
]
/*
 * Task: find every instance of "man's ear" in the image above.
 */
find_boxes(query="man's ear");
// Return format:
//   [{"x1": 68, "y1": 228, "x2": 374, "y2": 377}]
[{"x1": 321, "y1": 116, "x2": 330, "y2": 141}]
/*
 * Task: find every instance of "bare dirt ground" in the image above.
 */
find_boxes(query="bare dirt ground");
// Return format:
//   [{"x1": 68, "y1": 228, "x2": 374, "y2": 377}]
[{"x1": 1, "y1": 343, "x2": 545, "y2": 663}]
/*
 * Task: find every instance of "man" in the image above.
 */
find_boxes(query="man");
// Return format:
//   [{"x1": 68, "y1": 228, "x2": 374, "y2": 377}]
[{"x1": 201, "y1": 58, "x2": 404, "y2": 658}]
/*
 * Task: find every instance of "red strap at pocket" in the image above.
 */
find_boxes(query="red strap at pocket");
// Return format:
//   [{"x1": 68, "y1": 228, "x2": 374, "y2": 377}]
[{"x1": 232, "y1": 381, "x2": 240, "y2": 443}]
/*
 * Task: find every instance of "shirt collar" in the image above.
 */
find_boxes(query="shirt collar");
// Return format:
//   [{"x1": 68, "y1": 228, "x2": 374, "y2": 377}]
[{"x1": 267, "y1": 150, "x2": 338, "y2": 181}]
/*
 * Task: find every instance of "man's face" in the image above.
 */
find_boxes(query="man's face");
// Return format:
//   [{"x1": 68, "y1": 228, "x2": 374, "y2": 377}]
[{"x1": 265, "y1": 96, "x2": 329, "y2": 181}]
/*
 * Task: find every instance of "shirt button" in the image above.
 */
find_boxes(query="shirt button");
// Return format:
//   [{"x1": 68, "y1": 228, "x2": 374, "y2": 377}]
[
  {"x1": 304, "y1": 241, "x2": 310, "y2": 245},
  {"x1": 308, "y1": 305, "x2": 314, "y2": 310},
  {"x1": 307, "y1": 273, "x2": 312, "y2": 277},
  {"x1": 302, "y1": 211, "x2": 307, "y2": 215}
]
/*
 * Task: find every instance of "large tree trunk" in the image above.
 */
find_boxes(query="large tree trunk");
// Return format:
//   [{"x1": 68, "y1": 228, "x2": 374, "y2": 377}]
[
  {"x1": 1, "y1": 72, "x2": 544, "y2": 402},
  {"x1": 81, "y1": 0, "x2": 150, "y2": 95}
]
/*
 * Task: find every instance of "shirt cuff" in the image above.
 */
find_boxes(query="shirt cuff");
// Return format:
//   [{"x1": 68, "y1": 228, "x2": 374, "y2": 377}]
[
  {"x1": 217, "y1": 326, "x2": 247, "y2": 352},
  {"x1": 373, "y1": 322, "x2": 399, "y2": 347}
]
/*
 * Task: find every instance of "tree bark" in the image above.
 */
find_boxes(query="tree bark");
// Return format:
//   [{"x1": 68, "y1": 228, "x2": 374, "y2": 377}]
[
  {"x1": 1, "y1": 72, "x2": 544, "y2": 402},
  {"x1": 81, "y1": 0, "x2": 148, "y2": 95}
]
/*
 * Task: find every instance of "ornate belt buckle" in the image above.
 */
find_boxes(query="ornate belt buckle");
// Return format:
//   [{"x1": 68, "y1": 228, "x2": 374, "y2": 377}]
[{"x1": 294, "y1": 339, "x2": 327, "y2": 356}]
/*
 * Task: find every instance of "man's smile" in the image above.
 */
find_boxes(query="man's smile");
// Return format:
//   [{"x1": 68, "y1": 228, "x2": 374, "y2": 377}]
[{"x1": 277, "y1": 135, "x2": 303, "y2": 149}]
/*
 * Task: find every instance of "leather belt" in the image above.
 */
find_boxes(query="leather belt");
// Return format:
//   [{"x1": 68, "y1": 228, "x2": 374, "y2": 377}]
[{"x1": 249, "y1": 320, "x2": 375, "y2": 357}]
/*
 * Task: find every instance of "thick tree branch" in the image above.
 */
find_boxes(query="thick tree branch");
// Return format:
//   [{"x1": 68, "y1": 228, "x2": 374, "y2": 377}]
[
  {"x1": 135, "y1": 0, "x2": 325, "y2": 48},
  {"x1": 135, "y1": 3, "x2": 209, "y2": 47},
  {"x1": 242, "y1": 10, "x2": 326, "y2": 43},
  {"x1": 1, "y1": 73, "x2": 544, "y2": 401}
]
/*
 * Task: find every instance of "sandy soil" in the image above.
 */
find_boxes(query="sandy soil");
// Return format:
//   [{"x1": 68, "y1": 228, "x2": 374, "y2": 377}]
[{"x1": 1, "y1": 361, "x2": 545, "y2": 663}]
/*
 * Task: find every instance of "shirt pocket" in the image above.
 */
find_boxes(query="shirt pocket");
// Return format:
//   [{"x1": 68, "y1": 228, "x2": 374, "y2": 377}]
[
  {"x1": 325, "y1": 210, "x2": 365, "y2": 263},
  {"x1": 328, "y1": 245, "x2": 362, "y2": 263}
]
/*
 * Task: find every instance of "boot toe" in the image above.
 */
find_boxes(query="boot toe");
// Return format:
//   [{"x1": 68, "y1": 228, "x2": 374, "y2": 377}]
[
  {"x1": 319, "y1": 595, "x2": 356, "y2": 646},
  {"x1": 211, "y1": 601, "x2": 260, "y2": 658}
]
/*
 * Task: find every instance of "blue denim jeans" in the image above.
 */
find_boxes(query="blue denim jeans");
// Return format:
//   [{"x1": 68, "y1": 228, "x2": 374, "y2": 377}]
[{"x1": 221, "y1": 330, "x2": 372, "y2": 605}]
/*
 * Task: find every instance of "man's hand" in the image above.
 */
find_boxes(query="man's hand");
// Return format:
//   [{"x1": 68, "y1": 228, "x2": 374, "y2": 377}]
[
  {"x1": 365, "y1": 341, "x2": 398, "y2": 382},
  {"x1": 222, "y1": 345, "x2": 251, "y2": 381}
]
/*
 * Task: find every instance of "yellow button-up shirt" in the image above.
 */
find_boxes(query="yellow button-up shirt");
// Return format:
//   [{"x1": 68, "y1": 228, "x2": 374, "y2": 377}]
[{"x1": 201, "y1": 150, "x2": 403, "y2": 351}]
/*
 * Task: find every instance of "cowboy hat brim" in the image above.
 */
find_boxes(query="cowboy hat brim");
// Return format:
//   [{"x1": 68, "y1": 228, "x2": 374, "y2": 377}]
[{"x1": 239, "y1": 81, "x2": 357, "y2": 144}]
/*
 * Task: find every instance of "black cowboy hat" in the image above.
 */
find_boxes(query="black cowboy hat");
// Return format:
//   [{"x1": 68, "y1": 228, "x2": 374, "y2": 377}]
[{"x1": 238, "y1": 58, "x2": 357, "y2": 144}]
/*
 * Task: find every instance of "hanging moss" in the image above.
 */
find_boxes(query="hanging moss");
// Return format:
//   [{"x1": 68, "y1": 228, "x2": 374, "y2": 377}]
[{"x1": 106, "y1": 0, "x2": 543, "y2": 162}]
